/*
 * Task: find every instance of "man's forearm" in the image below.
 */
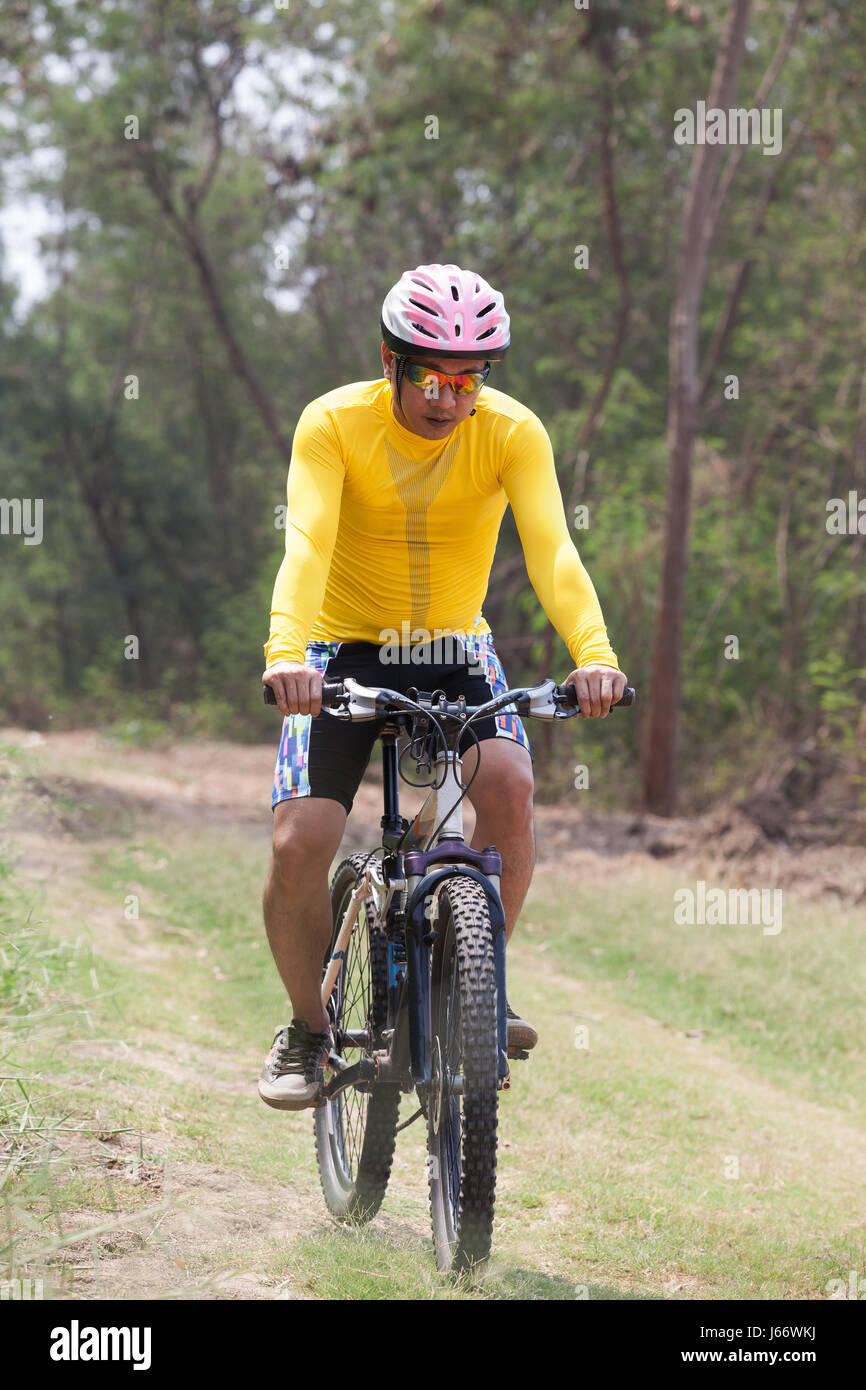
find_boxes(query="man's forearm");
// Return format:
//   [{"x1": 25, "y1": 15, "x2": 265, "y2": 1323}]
[
  {"x1": 528, "y1": 540, "x2": 619, "y2": 671},
  {"x1": 264, "y1": 537, "x2": 328, "y2": 668}
]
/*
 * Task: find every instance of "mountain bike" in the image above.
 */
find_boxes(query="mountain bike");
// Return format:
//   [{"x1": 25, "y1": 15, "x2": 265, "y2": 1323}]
[{"x1": 264, "y1": 674, "x2": 634, "y2": 1274}]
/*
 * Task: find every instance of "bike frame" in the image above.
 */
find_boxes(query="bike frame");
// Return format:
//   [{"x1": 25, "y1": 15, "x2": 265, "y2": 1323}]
[
  {"x1": 386, "y1": 726, "x2": 509, "y2": 1089},
  {"x1": 319, "y1": 677, "x2": 578, "y2": 1102}
]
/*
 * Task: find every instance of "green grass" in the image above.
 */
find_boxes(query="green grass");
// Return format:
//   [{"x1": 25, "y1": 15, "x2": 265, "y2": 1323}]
[
  {"x1": 527, "y1": 861, "x2": 866, "y2": 1120},
  {"x1": 2, "y1": 763, "x2": 865, "y2": 1299},
  {"x1": 273, "y1": 1225, "x2": 622, "y2": 1300}
]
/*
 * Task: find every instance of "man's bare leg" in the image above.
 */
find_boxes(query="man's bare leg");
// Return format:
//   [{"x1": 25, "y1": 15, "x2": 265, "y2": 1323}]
[
  {"x1": 462, "y1": 738, "x2": 536, "y2": 942},
  {"x1": 471, "y1": 812, "x2": 535, "y2": 944},
  {"x1": 263, "y1": 797, "x2": 347, "y2": 1031},
  {"x1": 461, "y1": 737, "x2": 538, "y2": 1050}
]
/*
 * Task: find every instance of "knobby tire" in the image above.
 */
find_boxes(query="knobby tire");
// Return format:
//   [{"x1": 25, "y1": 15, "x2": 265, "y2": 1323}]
[{"x1": 427, "y1": 876, "x2": 500, "y2": 1274}]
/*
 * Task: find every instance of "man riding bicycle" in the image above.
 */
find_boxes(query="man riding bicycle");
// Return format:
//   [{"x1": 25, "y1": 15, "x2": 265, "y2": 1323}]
[{"x1": 259, "y1": 263, "x2": 628, "y2": 1109}]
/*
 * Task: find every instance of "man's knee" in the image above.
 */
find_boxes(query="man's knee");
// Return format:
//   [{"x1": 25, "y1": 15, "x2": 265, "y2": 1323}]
[
  {"x1": 472, "y1": 756, "x2": 534, "y2": 842},
  {"x1": 271, "y1": 797, "x2": 346, "y2": 878},
  {"x1": 507, "y1": 751, "x2": 534, "y2": 811},
  {"x1": 478, "y1": 747, "x2": 533, "y2": 806}
]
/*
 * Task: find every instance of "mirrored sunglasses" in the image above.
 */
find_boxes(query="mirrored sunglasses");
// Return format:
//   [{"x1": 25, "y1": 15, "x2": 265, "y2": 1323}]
[{"x1": 399, "y1": 357, "x2": 491, "y2": 397}]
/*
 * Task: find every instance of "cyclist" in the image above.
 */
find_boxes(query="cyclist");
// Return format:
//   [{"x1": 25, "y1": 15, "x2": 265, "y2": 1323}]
[{"x1": 259, "y1": 263, "x2": 628, "y2": 1109}]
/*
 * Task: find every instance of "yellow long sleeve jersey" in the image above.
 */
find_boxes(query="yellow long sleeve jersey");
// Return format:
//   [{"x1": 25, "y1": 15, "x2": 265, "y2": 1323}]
[{"x1": 264, "y1": 378, "x2": 620, "y2": 672}]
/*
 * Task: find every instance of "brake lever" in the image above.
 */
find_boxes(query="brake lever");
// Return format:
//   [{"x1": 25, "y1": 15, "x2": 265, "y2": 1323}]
[
  {"x1": 517, "y1": 678, "x2": 565, "y2": 721},
  {"x1": 520, "y1": 679, "x2": 636, "y2": 720},
  {"x1": 325, "y1": 676, "x2": 425, "y2": 721}
]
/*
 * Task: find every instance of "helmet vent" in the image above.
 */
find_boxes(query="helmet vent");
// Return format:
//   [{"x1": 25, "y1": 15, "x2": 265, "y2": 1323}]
[
  {"x1": 477, "y1": 301, "x2": 494, "y2": 317},
  {"x1": 450, "y1": 284, "x2": 460, "y2": 300},
  {"x1": 409, "y1": 296, "x2": 438, "y2": 315},
  {"x1": 477, "y1": 326, "x2": 495, "y2": 339},
  {"x1": 411, "y1": 321, "x2": 437, "y2": 338}
]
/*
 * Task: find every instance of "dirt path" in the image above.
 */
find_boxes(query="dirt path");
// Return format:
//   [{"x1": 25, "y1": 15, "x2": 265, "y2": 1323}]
[
  {"x1": 1, "y1": 729, "x2": 446, "y2": 1298},
  {"x1": 3, "y1": 727, "x2": 865, "y2": 1300},
  {"x1": 5, "y1": 726, "x2": 863, "y2": 896}
]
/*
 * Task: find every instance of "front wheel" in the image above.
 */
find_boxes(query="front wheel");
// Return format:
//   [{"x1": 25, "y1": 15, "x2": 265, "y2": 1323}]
[
  {"x1": 427, "y1": 877, "x2": 500, "y2": 1274},
  {"x1": 314, "y1": 854, "x2": 400, "y2": 1222}
]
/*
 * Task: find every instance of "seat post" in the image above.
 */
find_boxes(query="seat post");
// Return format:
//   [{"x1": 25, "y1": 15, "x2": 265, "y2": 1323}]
[{"x1": 380, "y1": 729, "x2": 407, "y2": 848}]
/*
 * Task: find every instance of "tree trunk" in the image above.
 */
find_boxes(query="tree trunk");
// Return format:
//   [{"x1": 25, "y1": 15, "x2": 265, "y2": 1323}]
[{"x1": 641, "y1": 0, "x2": 753, "y2": 815}]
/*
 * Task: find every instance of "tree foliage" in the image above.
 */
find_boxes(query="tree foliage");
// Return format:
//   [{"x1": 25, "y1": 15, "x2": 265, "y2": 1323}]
[{"x1": 0, "y1": 0, "x2": 863, "y2": 809}]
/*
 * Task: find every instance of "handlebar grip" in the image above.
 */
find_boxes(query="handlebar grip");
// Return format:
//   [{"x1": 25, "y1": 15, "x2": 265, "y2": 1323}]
[
  {"x1": 560, "y1": 683, "x2": 636, "y2": 708},
  {"x1": 262, "y1": 681, "x2": 346, "y2": 708}
]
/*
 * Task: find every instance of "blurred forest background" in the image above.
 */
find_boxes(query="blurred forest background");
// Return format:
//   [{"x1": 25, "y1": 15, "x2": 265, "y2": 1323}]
[{"x1": 0, "y1": 0, "x2": 863, "y2": 817}]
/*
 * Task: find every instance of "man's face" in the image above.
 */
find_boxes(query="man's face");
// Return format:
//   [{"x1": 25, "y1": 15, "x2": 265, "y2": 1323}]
[{"x1": 381, "y1": 345, "x2": 487, "y2": 440}]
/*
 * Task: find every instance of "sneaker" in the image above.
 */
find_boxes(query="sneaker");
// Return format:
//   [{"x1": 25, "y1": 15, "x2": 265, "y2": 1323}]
[
  {"x1": 258, "y1": 1018, "x2": 332, "y2": 1110},
  {"x1": 506, "y1": 1000, "x2": 538, "y2": 1052}
]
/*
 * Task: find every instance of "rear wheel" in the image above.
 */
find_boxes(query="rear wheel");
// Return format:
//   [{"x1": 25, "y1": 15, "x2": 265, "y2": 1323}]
[
  {"x1": 427, "y1": 877, "x2": 499, "y2": 1273},
  {"x1": 314, "y1": 854, "x2": 400, "y2": 1222}
]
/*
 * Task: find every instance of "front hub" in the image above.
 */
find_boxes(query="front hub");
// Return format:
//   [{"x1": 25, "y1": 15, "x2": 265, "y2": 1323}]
[{"x1": 430, "y1": 1036, "x2": 444, "y2": 1135}]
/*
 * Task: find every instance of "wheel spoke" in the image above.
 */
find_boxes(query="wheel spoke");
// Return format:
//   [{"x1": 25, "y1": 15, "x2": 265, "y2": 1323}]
[
  {"x1": 444, "y1": 945, "x2": 462, "y2": 1222},
  {"x1": 324, "y1": 896, "x2": 373, "y2": 1184},
  {"x1": 319, "y1": 875, "x2": 391, "y2": 1192},
  {"x1": 315, "y1": 858, "x2": 400, "y2": 1225}
]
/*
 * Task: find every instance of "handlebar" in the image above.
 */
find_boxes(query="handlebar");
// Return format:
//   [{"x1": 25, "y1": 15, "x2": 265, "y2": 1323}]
[
  {"x1": 263, "y1": 682, "x2": 345, "y2": 708},
  {"x1": 555, "y1": 683, "x2": 635, "y2": 710},
  {"x1": 262, "y1": 677, "x2": 635, "y2": 721}
]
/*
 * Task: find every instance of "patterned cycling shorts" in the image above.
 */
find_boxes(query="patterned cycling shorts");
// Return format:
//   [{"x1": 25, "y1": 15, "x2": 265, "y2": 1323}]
[{"x1": 271, "y1": 632, "x2": 532, "y2": 815}]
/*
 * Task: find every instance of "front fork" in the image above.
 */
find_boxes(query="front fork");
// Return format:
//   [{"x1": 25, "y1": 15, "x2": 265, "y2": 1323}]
[
  {"x1": 493, "y1": 919, "x2": 508, "y2": 1082},
  {"x1": 402, "y1": 865, "x2": 509, "y2": 1089}
]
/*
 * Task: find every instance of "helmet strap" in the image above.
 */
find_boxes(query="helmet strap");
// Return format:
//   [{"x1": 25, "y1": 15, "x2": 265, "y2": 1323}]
[
  {"x1": 389, "y1": 350, "x2": 480, "y2": 419},
  {"x1": 393, "y1": 353, "x2": 407, "y2": 419}
]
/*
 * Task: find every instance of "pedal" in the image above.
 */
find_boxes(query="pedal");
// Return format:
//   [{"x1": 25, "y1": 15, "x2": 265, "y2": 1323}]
[{"x1": 507, "y1": 1047, "x2": 530, "y2": 1061}]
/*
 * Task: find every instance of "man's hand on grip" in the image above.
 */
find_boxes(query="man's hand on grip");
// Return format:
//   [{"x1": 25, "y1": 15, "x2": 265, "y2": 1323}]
[{"x1": 262, "y1": 662, "x2": 323, "y2": 718}]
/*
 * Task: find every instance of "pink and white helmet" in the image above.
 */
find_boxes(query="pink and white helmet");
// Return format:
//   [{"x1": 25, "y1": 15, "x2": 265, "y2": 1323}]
[{"x1": 380, "y1": 263, "x2": 510, "y2": 360}]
